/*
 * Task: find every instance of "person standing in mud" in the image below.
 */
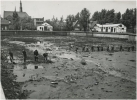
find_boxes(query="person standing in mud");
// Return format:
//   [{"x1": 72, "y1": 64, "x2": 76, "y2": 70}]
[
  {"x1": 82, "y1": 46, "x2": 85, "y2": 52},
  {"x1": 131, "y1": 46, "x2": 134, "y2": 51},
  {"x1": 111, "y1": 45, "x2": 114, "y2": 51},
  {"x1": 120, "y1": 45, "x2": 123, "y2": 51},
  {"x1": 91, "y1": 45, "x2": 94, "y2": 52},
  {"x1": 97, "y1": 46, "x2": 100, "y2": 51},
  {"x1": 107, "y1": 45, "x2": 109, "y2": 52},
  {"x1": 34, "y1": 50, "x2": 39, "y2": 62},
  {"x1": 9, "y1": 51, "x2": 13, "y2": 63},
  {"x1": 75, "y1": 47, "x2": 79, "y2": 53},
  {"x1": 22, "y1": 50, "x2": 27, "y2": 63},
  {"x1": 43, "y1": 52, "x2": 48, "y2": 62}
]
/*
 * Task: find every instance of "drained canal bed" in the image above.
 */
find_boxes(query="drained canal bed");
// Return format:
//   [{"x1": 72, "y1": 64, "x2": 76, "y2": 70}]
[{"x1": 1, "y1": 36, "x2": 136, "y2": 99}]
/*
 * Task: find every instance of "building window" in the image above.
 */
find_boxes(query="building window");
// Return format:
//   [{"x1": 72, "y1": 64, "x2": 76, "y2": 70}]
[{"x1": 119, "y1": 25, "x2": 122, "y2": 27}]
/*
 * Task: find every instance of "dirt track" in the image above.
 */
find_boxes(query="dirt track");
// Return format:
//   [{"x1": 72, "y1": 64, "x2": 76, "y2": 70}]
[{"x1": 1, "y1": 36, "x2": 136, "y2": 99}]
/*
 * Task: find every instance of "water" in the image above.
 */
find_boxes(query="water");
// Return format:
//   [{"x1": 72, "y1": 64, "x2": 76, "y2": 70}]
[{"x1": 13, "y1": 64, "x2": 44, "y2": 82}]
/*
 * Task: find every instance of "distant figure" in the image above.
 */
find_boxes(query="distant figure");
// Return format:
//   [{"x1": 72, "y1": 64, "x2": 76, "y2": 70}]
[
  {"x1": 9, "y1": 51, "x2": 13, "y2": 63},
  {"x1": 75, "y1": 47, "x2": 79, "y2": 53},
  {"x1": 91, "y1": 45, "x2": 94, "y2": 52},
  {"x1": 107, "y1": 46, "x2": 109, "y2": 52},
  {"x1": 111, "y1": 45, "x2": 114, "y2": 51},
  {"x1": 34, "y1": 50, "x2": 39, "y2": 62},
  {"x1": 120, "y1": 45, "x2": 123, "y2": 51},
  {"x1": 101, "y1": 46, "x2": 103, "y2": 51},
  {"x1": 131, "y1": 46, "x2": 134, "y2": 51},
  {"x1": 43, "y1": 52, "x2": 48, "y2": 62},
  {"x1": 22, "y1": 50, "x2": 27, "y2": 62},
  {"x1": 97, "y1": 46, "x2": 100, "y2": 51},
  {"x1": 128, "y1": 46, "x2": 130, "y2": 52},
  {"x1": 82, "y1": 46, "x2": 85, "y2": 52},
  {"x1": 86, "y1": 47, "x2": 89, "y2": 52}
]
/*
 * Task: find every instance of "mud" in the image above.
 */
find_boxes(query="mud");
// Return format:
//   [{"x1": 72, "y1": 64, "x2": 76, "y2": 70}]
[{"x1": 1, "y1": 36, "x2": 136, "y2": 99}]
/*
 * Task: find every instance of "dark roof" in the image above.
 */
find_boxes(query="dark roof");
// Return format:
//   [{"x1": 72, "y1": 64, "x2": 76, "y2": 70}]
[
  {"x1": 1, "y1": 18, "x2": 9, "y2": 25},
  {"x1": 89, "y1": 21, "x2": 97, "y2": 29},
  {"x1": 4, "y1": 11, "x2": 29, "y2": 18}
]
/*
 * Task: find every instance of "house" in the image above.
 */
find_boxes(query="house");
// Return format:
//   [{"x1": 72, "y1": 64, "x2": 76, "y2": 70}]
[
  {"x1": 94, "y1": 23, "x2": 127, "y2": 33},
  {"x1": 73, "y1": 20, "x2": 97, "y2": 31},
  {"x1": 73, "y1": 20, "x2": 81, "y2": 31},
  {"x1": 89, "y1": 21, "x2": 97, "y2": 31},
  {"x1": 33, "y1": 17, "x2": 44, "y2": 27},
  {"x1": 37, "y1": 22, "x2": 53, "y2": 31},
  {"x1": 4, "y1": 0, "x2": 30, "y2": 21},
  {"x1": 1, "y1": 18, "x2": 9, "y2": 30}
]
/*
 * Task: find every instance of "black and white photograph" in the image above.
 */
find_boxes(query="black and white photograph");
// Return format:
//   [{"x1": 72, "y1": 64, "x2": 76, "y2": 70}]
[{"x1": 0, "y1": 0, "x2": 136, "y2": 99}]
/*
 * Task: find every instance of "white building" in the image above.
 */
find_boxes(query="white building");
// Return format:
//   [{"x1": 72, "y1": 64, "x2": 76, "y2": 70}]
[
  {"x1": 94, "y1": 23, "x2": 127, "y2": 33},
  {"x1": 37, "y1": 22, "x2": 53, "y2": 31}
]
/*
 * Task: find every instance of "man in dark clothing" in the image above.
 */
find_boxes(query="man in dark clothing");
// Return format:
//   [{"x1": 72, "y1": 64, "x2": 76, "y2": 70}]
[
  {"x1": 43, "y1": 52, "x2": 48, "y2": 62},
  {"x1": 128, "y1": 46, "x2": 130, "y2": 52},
  {"x1": 34, "y1": 50, "x2": 39, "y2": 62},
  {"x1": 82, "y1": 46, "x2": 85, "y2": 52},
  {"x1": 75, "y1": 47, "x2": 79, "y2": 53},
  {"x1": 131, "y1": 46, "x2": 134, "y2": 51},
  {"x1": 107, "y1": 46, "x2": 109, "y2": 52},
  {"x1": 9, "y1": 51, "x2": 13, "y2": 63},
  {"x1": 111, "y1": 45, "x2": 114, "y2": 51},
  {"x1": 97, "y1": 46, "x2": 100, "y2": 51},
  {"x1": 22, "y1": 50, "x2": 27, "y2": 63},
  {"x1": 120, "y1": 45, "x2": 123, "y2": 51},
  {"x1": 101, "y1": 46, "x2": 103, "y2": 51},
  {"x1": 91, "y1": 45, "x2": 94, "y2": 52}
]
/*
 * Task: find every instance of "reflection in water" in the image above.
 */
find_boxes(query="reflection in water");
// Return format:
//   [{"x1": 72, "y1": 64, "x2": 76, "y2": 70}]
[{"x1": 13, "y1": 63, "x2": 44, "y2": 82}]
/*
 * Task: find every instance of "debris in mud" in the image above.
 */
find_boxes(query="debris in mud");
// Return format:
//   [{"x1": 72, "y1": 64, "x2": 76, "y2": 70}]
[
  {"x1": 94, "y1": 82, "x2": 99, "y2": 85},
  {"x1": 129, "y1": 60, "x2": 135, "y2": 62},
  {"x1": 81, "y1": 59, "x2": 87, "y2": 65}
]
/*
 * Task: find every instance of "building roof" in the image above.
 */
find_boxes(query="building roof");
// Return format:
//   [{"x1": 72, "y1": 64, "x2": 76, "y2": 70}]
[
  {"x1": 38, "y1": 22, "x2": 53, "y2": 27},
  {"x1": 4, "y1": 11, "x2": 29, "y2": 18},
  {"x1": 96, "y1": 23, "x2": 126, "y2": 27},
  {"x1": 73, "y1": 20, "x2": 78, "y2": 27},
  {"x1": 1, "y1": 18, "x2": 9, "y2": 25},
  {"x1": 89, "y1": 21, "x2": 97, "y2": 28}
]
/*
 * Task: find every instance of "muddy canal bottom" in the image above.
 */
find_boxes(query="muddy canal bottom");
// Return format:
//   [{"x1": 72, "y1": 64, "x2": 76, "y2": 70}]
[{"x1": 3, "y1": 38, "x2": 136, "y2": 99}]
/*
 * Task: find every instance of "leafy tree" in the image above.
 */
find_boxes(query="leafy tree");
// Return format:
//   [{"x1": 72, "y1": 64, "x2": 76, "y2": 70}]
[
  {"x1": 114, "y1": 12, "x2": 121, "y2": 23},
  {"x1": 80, "y1": 8, "x2": 90, "y2": 31},
  {"x1": 12, "y1": 11, "x2": 20, "y2": 30},
  {"x1": 66, "y1": 15, "x2": 75, "y2": 31}
]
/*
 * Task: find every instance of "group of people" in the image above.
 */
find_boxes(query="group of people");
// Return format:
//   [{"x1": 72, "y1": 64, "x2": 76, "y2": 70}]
[
  {"x1": 8, "y1": 50, "x2": 48, "y2": 63},
  {"x1": 70, "y1": 44, "x2": 135, "y2": 53}
]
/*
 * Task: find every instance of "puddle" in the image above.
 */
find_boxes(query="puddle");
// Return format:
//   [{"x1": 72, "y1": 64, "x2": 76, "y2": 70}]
[
  {"x1": 26, "y1": 64, "x2": 44, "y2": 69},
  {"x1": 58, "y1": 53, "x2": 80, "y2": 60},
  {"x1": 13, "y1": 63, "x2": 44, "y2": 82}
]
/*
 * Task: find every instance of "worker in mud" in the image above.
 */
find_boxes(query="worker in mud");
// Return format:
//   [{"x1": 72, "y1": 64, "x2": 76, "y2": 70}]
[
  {"x1": 9, "y1": 51, "x2": 13, "y2": 63},
  {"x1": 75, "y1": 47, "x2": 79, "y2": 53},
  {"x1": 131, "y1": 46, "x2": 134, "y2": 51},
  {"x1": 82, "y1": 46, "x2": 85, "y2": 52},
  {"x1": 120, "y1": 45, "x2": 123, "y2": 51},
  {"x1": 128, "y1": 46, "x2": 130, "y2": 52},
  {"x1": 107, "y1": 45, "x2": 109, "y2": 52},
  {"x1": 111, "y1": 45, "x2": 114, "y2": 51},
  {"x1": 91, "y1": 45, "x2": 94, "y2": 52},
  {"x1": 43, "y1": 52, "x2": 48, "y2": 62},
  {"x1": 34, "y1": 50, "x2": 39, "y2": 62},
  {"x1": 97, "y1": 46, "x2": 100, "y2": 51},
  {"x1": 101, "y1": 46, "x2": 103, "y2": 51},
  {"x1": 22, "y1": 50, "x2": 27, "y2": 63}
]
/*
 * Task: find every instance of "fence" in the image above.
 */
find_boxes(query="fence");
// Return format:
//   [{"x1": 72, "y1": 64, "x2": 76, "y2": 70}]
[{"x1": 1, "y1": 30, "x2": 136, "y2": 41}]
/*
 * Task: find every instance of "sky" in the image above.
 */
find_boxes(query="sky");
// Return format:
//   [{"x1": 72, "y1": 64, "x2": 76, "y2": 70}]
[{"x1": 1, "y1": 0, "x2": 136, "y2": 20}]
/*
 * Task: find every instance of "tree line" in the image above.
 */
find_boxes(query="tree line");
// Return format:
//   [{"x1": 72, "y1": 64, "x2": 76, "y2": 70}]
[
  {"x1": 9, "y1": 11, "x2": 36, "y2": 30},
  {"x1": 92, "y1": 8, "x2": 136, "y2": 32},
  {"x1": 11, "y1": 8, "x2": 136, "y2": 33}
]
